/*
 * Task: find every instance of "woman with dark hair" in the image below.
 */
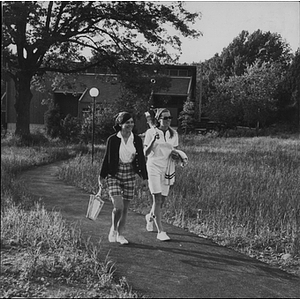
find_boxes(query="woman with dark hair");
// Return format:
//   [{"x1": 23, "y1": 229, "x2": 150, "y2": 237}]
[
  {"x1": 144, "y1": 108, "x2": 179, "y2": 241},
  {"x1": 99, "y1": 112, "x2": 148, "y2": 244}
]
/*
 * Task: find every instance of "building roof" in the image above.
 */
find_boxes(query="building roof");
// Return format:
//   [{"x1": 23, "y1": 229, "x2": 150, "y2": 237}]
[
  {"x1": 53, "y1": 74, "x2": 122, "y2": 103},
  {"x1": 53, "y1": 73, "x2": 193, "y2": 101},
  {"x1": 155, "y1": 77, "x2": 192, "y2": 96}
]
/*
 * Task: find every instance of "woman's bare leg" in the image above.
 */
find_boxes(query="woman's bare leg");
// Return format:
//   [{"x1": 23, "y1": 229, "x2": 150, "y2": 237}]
[
  {"x1": 111, "y1": 195, "x2": 123, "y2": 232},
  {"x1": 152, "y1": 193, "x2": 164, "y2": 233},
  {"x1": 118, "y1": 199, "x2": 130, "y2": 236}
]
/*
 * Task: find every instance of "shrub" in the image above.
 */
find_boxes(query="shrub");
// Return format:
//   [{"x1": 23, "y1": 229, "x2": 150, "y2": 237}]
[
  {"x1": 45, "y1": 105, "x2": 83, "y2": 143},
  {"x1": 1, "y1": 132, "x2": 50, "y2": 147},
  {"x1": 81, "y1": 106, "x2": 115, "y2": 144},
  {"x1": 178, "y1": 100, "x2": 195, "y2": 134},
  {"x1": 44, "y1": 104, "x2": 64, "y2": 139},
  {"x1": 60, "y1": 114, "x2": 82, "y2": 143}
]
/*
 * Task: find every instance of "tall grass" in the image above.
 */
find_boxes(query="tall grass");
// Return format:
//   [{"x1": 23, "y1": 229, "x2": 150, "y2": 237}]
[
  {"x1": 166, "y1": 137, "x2": 299, "y2": 253},
  {"x1": 2, "y1": 203, "x2": 112, "y2": 282},
  {"x1": 57, "y1": 136, "x2": 299, "y2": 274},
  {"x1": 57, "y1": 152, "x2": 104, "y2": 194},
  {"x1": 1, "y1": 138, "x2": 137, "y2": 298},
  {"x1": 1, "y1": 145, "x2": 77, "y2": 209},
  {"x1": 1, "y1": 202, "x2": 137, "y2": 298}
]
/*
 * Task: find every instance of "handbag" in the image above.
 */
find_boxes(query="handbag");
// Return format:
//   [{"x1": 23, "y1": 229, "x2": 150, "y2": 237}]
[{"x1": 86, "y1": 187, "x2": 105, "y2": 221}]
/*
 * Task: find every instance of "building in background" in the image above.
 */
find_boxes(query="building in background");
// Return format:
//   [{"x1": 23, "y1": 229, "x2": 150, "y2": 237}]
[{"x1": 1, "y1": 64, "x2": 202, "y2": 133}]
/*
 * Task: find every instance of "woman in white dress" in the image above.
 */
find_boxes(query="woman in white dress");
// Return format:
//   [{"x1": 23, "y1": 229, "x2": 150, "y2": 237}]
[{"x1": 144, "y1": 108, "x2": 179, "y2": 241}]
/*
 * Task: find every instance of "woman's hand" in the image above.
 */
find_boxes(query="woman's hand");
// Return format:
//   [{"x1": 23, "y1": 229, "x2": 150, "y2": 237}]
[
  {"x1": 152, "y1": 132, "x2": 160, "y2": 142},
  {"x1": 144, "y1": 132, "x2": 159, "y2": 156},
  {"x1": 171, "y1": 150, "x2": 180, "y2": 160},
  {"x1": 141, "y1": 179, "x2": 148, "y2": 191},
  {"x1": 98, "y1": 176, "x2": 107, "y2": 189}
]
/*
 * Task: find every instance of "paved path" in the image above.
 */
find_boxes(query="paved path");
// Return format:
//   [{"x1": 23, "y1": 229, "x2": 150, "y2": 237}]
[{"x1": 20, "y1": 162, "x2": 300, "y2": 298}]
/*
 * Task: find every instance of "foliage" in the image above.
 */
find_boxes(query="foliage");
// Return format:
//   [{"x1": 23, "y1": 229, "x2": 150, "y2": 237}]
[
  {"x1": 1, "y1": 204, "x2": 137, "y2": 298},
  {"x1": 277, "y1": 49, "x2": 300, "y2": 126},
  {"x1": 239, "y1": 62, "x2": 283, "y2": 127},
  {"x1": 60, "y1": 115, "x2": 82, "y2": 143},
  {"x1": 2, "y1": 1, "x2": 201, "y2": 136},
  {"x1": 201, "y1": 29, "x2": 296, "y2": 130},
  {"x1": 207, "y1": 29, "x2": 292, "y2": 79},
  {"x1": 204, "y1": 78, "x2": 242, "y2": 127},
  {"x1": 44, "y1": 104, "x2": 64, "y2": 138},
  {"x1": 112, "y1": 64, "x2": 173, "y2": 102},
  {"x1": 1, "y1": 131, "x2": 50, "y2": 147},
  {"x1": 178, "y1": 100, "x2": 196, "y2": 133},
  {"x1": 44, "y1": 106, "x2": 82, "y2": 143},
  {"x1": 204, "y1": 60, "x2": 286, "y2": 128},
  {"x1": 286, "y1": 49, "x2": 300, "y2": 97},
  {"x1": 81, "y1": 105, "x2": 116, "y2": 144},
  {"x1": 44, "y1": 92, "x2": 151, "y2": 144}
]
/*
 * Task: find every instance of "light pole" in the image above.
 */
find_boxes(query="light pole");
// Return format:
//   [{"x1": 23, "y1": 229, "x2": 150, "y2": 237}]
[
  {"x1": 149, "y1": 78, "x2": 156, "y2": 107},
  {"x1": 89, "y1": 87, "x2": 99, "y2": 164},
  {"x1": 148, "y1": 69, "x2": 157, "y2": 108}
]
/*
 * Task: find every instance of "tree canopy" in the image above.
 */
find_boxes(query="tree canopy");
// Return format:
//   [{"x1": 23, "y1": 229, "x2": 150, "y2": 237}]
[
  {"x1": 201, "y1": 29, "x2": 298, "y2": 130},
  {"x1": 2, "y1": 1, "x2": 201, "y2": 136}
]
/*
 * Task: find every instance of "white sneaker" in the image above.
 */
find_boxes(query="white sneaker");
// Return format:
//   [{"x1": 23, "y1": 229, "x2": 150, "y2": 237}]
[
  {"x1": 157, "y1": 231, "x2": 171, "y2": 241},
  {"x1": 108, "y1": 227, "x2": 117, "y2": 243},
  {"x1": 145, "y1": 213, "x2": 154, "y2": 232},
  {"x1": 117, "y1": 235, "x2": 129, "y2": 245}
]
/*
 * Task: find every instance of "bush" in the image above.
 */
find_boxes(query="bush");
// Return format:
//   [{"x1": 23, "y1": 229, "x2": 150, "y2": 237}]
[
  {"x1": 81, "y1": 106, "x2": 115, "y2": 144},
  {"x1": 259, "y1": 122, "x2": 299, "y2": 136},
  {"x1": 1, "y1": 132, "x2": 50, "y2": 147},
  {"x1": 225, "y1": 127, "x2": 257, "y2": 138},
  {"x1": 44, "y1": 105, "x2": 64, "y2": 139},
  {"x1": 45, "y1": 105, "x2": 83, "y2": 143},
  {"x1": 60, "y1": 114, "x2": 82, "y2": 143},
  {"x1": 178, "y1": 100, "x2": 196, "y2": 134}
]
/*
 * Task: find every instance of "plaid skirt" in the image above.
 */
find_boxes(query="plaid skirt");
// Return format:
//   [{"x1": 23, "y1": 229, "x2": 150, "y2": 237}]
[{"x1": 107, "y1": 161, "x2": 136, "y2": 201}]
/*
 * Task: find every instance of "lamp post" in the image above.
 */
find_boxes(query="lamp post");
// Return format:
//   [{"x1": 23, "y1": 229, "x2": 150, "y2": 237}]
[
  {"x1": 89, "y1": 87, "x2": 99, "y2": 164},
  {"x1": 148, "y1": 69, "x2": 157, "y2": 108},
  {"x1": 149, "y1": 78, "x2": 156, "y2": 107}
]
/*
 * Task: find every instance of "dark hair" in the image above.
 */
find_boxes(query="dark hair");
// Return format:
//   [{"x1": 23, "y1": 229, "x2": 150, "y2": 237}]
[{"x1": 113, "y1": 111, "x2": 133, "y2": 132}]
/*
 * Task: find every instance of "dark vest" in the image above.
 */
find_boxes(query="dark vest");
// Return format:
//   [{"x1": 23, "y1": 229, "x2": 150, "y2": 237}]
[{"x1": 100, "y1": 133, "x2": 148, "y2": 180}]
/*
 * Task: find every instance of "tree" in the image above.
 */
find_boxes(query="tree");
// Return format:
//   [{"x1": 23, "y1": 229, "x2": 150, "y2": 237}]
[
  {"x1": 2, "y1": 1, "x2": 201, "y2": 136},
  {"x1": 201, "y1": 30, "x2": 292, "y2": 107},
  {"x1": 239, "y1": 62, "x2": 283, "y2": 128},
  {"x1": 279, "y1": 49, "x2": 300, "y2": 130},
  {"x1": 219, "y1": 29, "x2": 292, "y2": 77},
  {"x1": 178, "y1": 99, "x2": 195, "y2": 134},
  {"x1": 201, "y1": 29, "x2": 295, "y2": 130},
  {"x1": 204, "y1": 78, "x2": 243, "y2": 128},
  {"x1": 204, "y1": 61, "x2": 284, "y2": 128}
]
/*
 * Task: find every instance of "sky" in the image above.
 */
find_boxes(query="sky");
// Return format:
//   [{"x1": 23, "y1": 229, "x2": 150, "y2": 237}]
[{"x1": 175, "y1": 1, "x2": 300, "y2": 63}]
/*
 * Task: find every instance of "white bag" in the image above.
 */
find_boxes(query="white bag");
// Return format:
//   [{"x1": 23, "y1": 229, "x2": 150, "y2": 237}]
[{"x1": 86, "y1": 190, "x2": 104, "y2": 221}]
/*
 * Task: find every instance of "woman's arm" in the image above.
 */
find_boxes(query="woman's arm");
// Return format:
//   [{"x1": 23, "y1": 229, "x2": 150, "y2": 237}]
[
  {"x1": 144, "y1": 131, "x2": 159, "y2": 156},
  {"x1": 99, "y1": 136, "x2": 111, "y2": 179},
  {"x1": 133, "y1": 135, "x2": 149, "y2": 180}
]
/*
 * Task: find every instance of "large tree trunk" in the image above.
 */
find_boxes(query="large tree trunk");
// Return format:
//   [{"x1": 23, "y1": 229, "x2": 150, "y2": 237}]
[{"x1": 14, "y1": 71, "x2": 33, "y2": 136}]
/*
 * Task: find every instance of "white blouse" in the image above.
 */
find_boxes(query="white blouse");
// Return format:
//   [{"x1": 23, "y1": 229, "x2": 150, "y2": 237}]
[
  {"x1": 144, "y1": 127, "x2": 178, "y2": 170},
  {"x1": 117, "y1": 131, "x2": 136, "y2": 163}
]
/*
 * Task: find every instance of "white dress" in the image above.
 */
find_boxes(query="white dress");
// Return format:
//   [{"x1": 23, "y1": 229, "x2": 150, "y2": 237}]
[{"x1": 144, "y1": 127, "x2": 178, "y2": 173}]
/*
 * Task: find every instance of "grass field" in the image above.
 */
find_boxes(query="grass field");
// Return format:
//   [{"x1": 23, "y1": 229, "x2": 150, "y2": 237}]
[
  {"x1": 1, "y1": 134, "x2": 299, "y2": 298},
  {"x1": 58, "y1": 135, "x2": 300, "y2": 276},
  {"x1": 0, "y1": 136, "x2": 138, "y2": 298}
]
